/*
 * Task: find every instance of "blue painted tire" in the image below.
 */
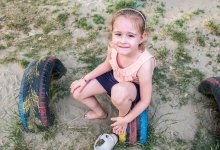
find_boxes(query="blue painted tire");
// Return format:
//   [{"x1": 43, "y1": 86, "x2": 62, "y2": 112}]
[{"x1": 19, "y1": 56, "x2": 66, "y2": 132}]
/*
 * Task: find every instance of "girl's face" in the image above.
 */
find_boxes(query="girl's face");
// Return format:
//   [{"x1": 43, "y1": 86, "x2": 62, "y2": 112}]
[{"x1": 112, "y1": 16, "x2": 144, "y2": 56}]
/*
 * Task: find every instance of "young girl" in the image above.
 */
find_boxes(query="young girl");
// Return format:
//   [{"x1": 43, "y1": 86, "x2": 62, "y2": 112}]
[{"x1": 70, "y1": 8, "x2": 155, "y2": 135}]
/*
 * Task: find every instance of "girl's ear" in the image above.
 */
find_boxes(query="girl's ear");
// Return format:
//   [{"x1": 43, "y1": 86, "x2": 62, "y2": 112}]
[{"x1": 140, "y1": 32, "x2": 148, "y2": 43}]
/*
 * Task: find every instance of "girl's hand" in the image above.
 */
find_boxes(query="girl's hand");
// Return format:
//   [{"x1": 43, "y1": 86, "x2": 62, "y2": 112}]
[
  {"x1": 111, "y1": 117, "x2": 128, "y2": 135},
  {"x1": 70, "y1": 78, "x2": 87, "y2": 93}
]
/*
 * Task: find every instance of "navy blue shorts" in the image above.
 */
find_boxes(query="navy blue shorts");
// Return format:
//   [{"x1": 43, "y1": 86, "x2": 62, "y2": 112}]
[{"x1": 96, "y1": 70, "x2": 140, "y2": 105}]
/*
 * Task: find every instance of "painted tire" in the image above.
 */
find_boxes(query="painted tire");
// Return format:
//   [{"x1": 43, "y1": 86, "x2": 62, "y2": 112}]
[
  {"x1": 19, "y1": 56, "x2": 67, "y2": 132},
  {"x1": 119, "y1": 107, "x2": 148, "y2": 144},
  {"x1": 198, "y1": 77, "x2": 220, "y2": 110}
]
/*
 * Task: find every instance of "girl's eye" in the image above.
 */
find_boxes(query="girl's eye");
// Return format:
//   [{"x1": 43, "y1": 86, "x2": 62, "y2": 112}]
[
  {"x1": 115, "y1": 33, "x2": 121, "y2": 36},
  {"x1": 128, "y1": 35, "x2": 135, "y2": 37}
]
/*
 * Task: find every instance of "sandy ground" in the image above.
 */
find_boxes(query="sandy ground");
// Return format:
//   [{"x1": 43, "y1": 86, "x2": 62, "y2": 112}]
[{"x1": 0, "y1": 0, "x2": 220, "y2": 149}]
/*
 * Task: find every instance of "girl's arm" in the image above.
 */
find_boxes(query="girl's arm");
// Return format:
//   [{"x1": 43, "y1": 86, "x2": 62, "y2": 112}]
[
  {"x1": 83, "y1": 48, "x2": 112, "y2": 81},
  {"x1": 124, "y1": 58, "x2": 155, "y2": 123},
  {"x1": 70, "y1": 48, "x2": 112, "y2": 94}
]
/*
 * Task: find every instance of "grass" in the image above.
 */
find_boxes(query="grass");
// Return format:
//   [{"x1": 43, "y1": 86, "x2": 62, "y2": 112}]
[
  {"x1": 147, "y1": 15, "x2": 159, "y2": 32},
  {"x1": 204, "y1": 20, "x2": 220, "y2": 35},
  {"x1": 193, "y1": 9, "x2": 205, "y2": 15},
  {"x1": 75, "y1": 16, "x2": 93, "y2": 30},
  {"x1": 217, "y1": 54, "x2": 220, "y2": 63},
  {"x1": 175, "y1": 19, "x2": 185, "y2": 28},
  {"x1": 156, "y1": 46, "x2": 169, "y2": 60},
  {"x1": 106, "y1": 0, "x2": 133, "y2": 13},
  {"x1": 1, "y1": 112, "x2": 29, "y2": 150},
  {"x1": 155, "y1": 6, "x2": 165, "y2": 17},
  {"x1": 196, "y1": 31, "x2": 206, "y2": 47},
  {"x1": 76, "y1": 31, "x2": 98, "y2": 47},
  {"x1": 57, "y1": 12, "x2": 69, "y2": 27},
  {"x1": 92, "y1": 14, "x2": 105, "y2": 24},
  {"x1": 78, "y1": 43, "x2": 106, "y2": 71}
]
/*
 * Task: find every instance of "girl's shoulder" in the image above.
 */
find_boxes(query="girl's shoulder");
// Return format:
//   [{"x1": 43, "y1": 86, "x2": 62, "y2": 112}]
[{"x1": 139, "y1": 49, "x2": 156, "y2": 74}]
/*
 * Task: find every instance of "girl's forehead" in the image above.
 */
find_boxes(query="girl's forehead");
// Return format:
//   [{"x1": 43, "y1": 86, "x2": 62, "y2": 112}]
[{"x1": 113, "y1": 16, "x2": 140, "y2": 33}]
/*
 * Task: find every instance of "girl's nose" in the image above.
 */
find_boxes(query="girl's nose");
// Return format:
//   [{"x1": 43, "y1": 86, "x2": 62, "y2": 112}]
[{"x1": 120, "y1": 36, "x2": 127, "y2": 43}]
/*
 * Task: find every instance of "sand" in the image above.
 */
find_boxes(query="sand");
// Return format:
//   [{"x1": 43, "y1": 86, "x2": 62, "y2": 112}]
[{"x1": 0, "y1": 0, "x2": 219, "y2": 149}]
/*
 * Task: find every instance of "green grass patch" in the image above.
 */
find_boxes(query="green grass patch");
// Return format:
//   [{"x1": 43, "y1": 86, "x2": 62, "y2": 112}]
[
  {"x1": 0, "y1": 44, "x2": 6, "y2": 50},
  {"x1": 193, "y1": 9, "x2": 205, "y2": 15},
  {"x1": 92, "y1": 14, "x2": 105, "y2": 24},
  {"x1": 205, "y1": 20, "x2": 220, "y2": 35},
  {"x1": 106, "y1": 0, "x2": 136, "y2": 13},
  {"x1": 1, "y1": 113, "x2": 29, "y2": 150},
  {"x1": 78, "y1": 43, "x2": 106, "y2": 71},
  {"x1": 196, "y1": 31, "x2": 206, "y2": 47},
  {"x1": 76, "y1": 31, "x2": 98, "y2": 47},
  {"x1": 17, "y1": 32, "x2": 72, "y2": 54},
  {"x1": 156, "y1": 47, "x2": 169, "y2": 60},
  {"x1": 57, "y1": 12, "x2": 69, "y2": 27},
  {"x1": 174, "y1": 46, "x2": 192, "y2": 65},
  {"x1": 155, "y1": 6, "x2": 165, "y2": 17},
  {"x1": 147, "y1": 16, "x2": 159, "y2": 32},
  {"x1": 42, "y1": 22, "x2": 56, "y2": 34},
  {"x1": 35, "y1": 16, "x2": 47, "y2": 27},
  {"x1": 163, "y1": 24, "x2": 188, "y2": 44},
  {"x1": 174, "y1": 19, "x2": 185, "y2": 28},
  {"x1": 217, "y1": 54, "x2": 220, "y2": 63},
  {"x1": 75, "y1": 17, "x2": 93, "y2": 30}
]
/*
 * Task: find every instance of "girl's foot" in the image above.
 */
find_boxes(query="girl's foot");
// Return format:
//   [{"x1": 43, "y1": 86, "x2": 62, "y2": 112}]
[{"x1": 84, "y1": 111, "x2": 108, "y2": 119}]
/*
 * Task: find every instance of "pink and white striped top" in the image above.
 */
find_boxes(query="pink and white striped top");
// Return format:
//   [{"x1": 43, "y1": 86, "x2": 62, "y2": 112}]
[{"x1": 109, "y1": 48, "x2": 155, "y2": 83}]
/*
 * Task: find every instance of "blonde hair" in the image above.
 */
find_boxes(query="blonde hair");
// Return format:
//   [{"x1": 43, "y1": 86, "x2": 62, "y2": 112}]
[{"x1": 110, "y1": 8, "x2": 147, "y2": 51}]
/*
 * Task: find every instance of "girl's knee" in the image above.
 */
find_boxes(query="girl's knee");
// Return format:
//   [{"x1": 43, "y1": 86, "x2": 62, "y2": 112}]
[
  {"x1": 72, "y1": 90, "x2": 84, "y2": 101},
  {"x1": 111, "y1": 84, "x2": 129, "y2": 105}
]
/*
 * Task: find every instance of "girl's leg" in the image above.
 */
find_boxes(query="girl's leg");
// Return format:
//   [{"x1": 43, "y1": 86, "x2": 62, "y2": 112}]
[
  {"x1": 111, "y1": 82, "x2": 137, "y2": 117},
  {"x1": 111, "y1": 82, "x2": 137, "y2": 134},
  {"x1": 72, "y1": 79, "x2": 107, "y2": 119}
]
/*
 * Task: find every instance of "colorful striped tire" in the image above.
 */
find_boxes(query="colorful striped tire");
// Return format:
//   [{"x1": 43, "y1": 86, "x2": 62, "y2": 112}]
[
  {"x1": 119, "y1": 109, "x2": 148, "y2": 144},
  {"x1": 19, "y1": 56, "x2": 66, "y2": 132}
]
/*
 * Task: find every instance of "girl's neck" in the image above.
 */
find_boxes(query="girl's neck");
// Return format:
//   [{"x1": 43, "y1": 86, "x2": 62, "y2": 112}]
[{"x1": 117, "y1": 50, "x2": 142, "y2": 68}]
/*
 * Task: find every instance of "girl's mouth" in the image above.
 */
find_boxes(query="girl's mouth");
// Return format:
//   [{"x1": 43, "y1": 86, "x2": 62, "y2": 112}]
[{"x1": 118, "y1": 45, "x2": 129, "y2": 48}]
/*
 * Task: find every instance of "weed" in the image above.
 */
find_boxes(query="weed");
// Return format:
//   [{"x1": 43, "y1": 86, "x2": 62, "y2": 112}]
[
  {"x1": 171, "y1": 30, "x2": 188, "y2": 44},
  {"x1": 196, "y1": 31, "x2": 206, "y2": 47},
  {"x1": 57, "y1": 12, "x2": 69, "y2": 26},
  {"x1": 0, "y1": 51, "x2": 19, "y2": 64},
  {"x1": 217, "y1": 54, "x2": 220, "y2": 63},
  {"x1": 152, "y1": 35, "x2": 158, "y2": 41},
  {"x1": 206, "y1": 53, "x2": 213, "y2": 58},
  {"x1": 35, "y1": 16, "x2": 47, "y2": 27},
  {"x1": 163, "y1": 24, "x2": 188, "y2": 44},
  {"x1": 92, "y1": 14, "x2": 105, "y2": 24},
  {"x1": 205, "y1": 20, "x2": 220, "y2": 35},
  {"x1": 19, "y1": 59, "x2": 30, "y2": 68},
  {"x1": 42, "y1": 22, "x2": 56, "y2": 34},
  {"x1": 18, "y1": 33, "x2": 72, "y2": 51},
  {"x1": 193, "y1": 9, "x2": 205, "y2": 15},
  {"x1": 75, "y1": 17, "x2": 93, "y2": 30},
  {"x1": 78, "y1": 43, "x2": 106, "y2": 71},
  {"x1": 0, "y1": 44, "x2": 6, "y2": 50},
  {"x1": 156, "y1": 47, "x2": 168, "y2": 60},
  {"x1": 106, "y1": 0, "x2": 133, "y2": 13},
  {"x1": 209, "y1": 39, "x2": 220, "y2": 47},
  {"x1": 190, "y1": 68, "x2": 204, "y2": 81},
  {"x1": 1, "y1": 113, "x2": 29, "y2": 150},
  {"x1": 76, "y1": 31, "x2": 98, "y2": 47},
  {"x1": 174, "y1": 19, "x2": 185, "y2": 28},
  {"x1": 147, "y1": 16, "x2": 159, "y2": 32},
  {"x1": 155, "y1": 6, "x2": 165, "y2": 16},
  {"x1": 174, "y1": 46, "x2": 192, "y2": 65}
]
